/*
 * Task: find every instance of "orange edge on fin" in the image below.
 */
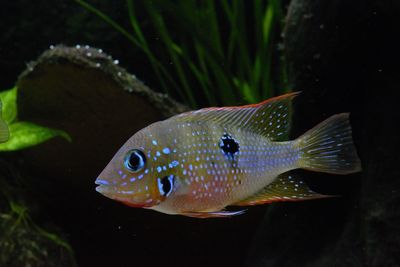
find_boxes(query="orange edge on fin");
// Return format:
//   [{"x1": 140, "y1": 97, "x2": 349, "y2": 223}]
[
  {"x1": 233, "y1": 194, "x2": 338, "y2": 207},
  {"x1": 239, "y1": 91, "x2": 300, "y2": 109},
  {"x1": 203, "y1": 91, "x2": 300, "y2": 110}
]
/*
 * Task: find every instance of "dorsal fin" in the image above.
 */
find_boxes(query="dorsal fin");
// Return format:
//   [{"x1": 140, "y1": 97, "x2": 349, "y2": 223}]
[
  {"x1": 232, "y1": 173, "x2": 333, "y2": 206},
  {"x1": 171, "y1": 92, "x2": 299, "y2": 141}
]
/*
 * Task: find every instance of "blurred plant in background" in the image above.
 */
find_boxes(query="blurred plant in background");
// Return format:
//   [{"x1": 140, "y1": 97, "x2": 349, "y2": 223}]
[
  {"x1": 74, "y1": 0, "x2": 289, "y2": 108},
  {"x1": 0, "y1": 87, "x2": 71, "y2": 151},
  {"x1": 0, "y1": 192, "x2": 76, "y2": 267},
  {"x1": 0, "y1": 87, "x2": 75, "y2": 266}
]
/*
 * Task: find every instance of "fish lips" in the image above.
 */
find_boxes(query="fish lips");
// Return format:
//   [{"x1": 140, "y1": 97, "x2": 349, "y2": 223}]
[{"x1": 95, "y1": 180, "x2": 156, "y2": 208}]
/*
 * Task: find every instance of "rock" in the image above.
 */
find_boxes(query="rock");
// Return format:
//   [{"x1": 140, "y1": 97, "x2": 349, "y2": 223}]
[
  {"x1": 16, "y1": 45, "x2": 188, "y2": 198},
  {"x1": 14, "y1": 45, "x2": 189, "y2": 266},
  {"x1": 17, "y1": 44, "x2": 188, "y2": 201},
  {"x1": 245, "y1": 1, "x2": 400, "y2": 266}
]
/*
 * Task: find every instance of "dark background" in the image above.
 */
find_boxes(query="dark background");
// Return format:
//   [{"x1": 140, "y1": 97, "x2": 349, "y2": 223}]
[{"x1": 1, "y1": 0, "x2": 400, "y2": 267}]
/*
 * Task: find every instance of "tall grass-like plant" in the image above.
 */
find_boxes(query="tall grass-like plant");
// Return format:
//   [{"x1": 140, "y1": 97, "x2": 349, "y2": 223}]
[{"x1": 75, "y1": 0, "x2": 289, "y2": 108}]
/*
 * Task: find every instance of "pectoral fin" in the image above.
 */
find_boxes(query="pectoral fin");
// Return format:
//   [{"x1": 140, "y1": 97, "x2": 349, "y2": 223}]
[
  {"x1": 233, "y1": 173, "x2": 333, "y2": 206},
  {"x1": 182, "y1": 209, "x2": 246, "y2": 218}
]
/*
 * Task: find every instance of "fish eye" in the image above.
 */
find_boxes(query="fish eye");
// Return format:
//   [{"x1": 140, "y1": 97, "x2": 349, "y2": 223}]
[
  {"x1": 124, "y1": 149, "x2": 146, "y2": 172},
  {"x1": 158, "y1": 175, "x2": 174, "y2": 197}
]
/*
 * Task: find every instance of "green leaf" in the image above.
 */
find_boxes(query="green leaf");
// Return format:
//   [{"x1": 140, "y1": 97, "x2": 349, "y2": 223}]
[
  {"x1": 0, "y1": 121, "x2": 71, "y2": 151},
  {"x1": 0, "y1": 86, "x2": 18, "y2": 124}
]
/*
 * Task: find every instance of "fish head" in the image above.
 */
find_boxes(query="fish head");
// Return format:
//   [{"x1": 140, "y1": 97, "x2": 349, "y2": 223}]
[{"x1": 95, "y1": 122, "x2": 180, "y2": 208}]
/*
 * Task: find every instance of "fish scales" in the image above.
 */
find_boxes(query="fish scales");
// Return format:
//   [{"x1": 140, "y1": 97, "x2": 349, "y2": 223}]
[
  {"x1": 95, "y1": 92, "x2": 361, "y2": 218},
  {"x1": 145, "y1": 120, "x2": 299, "y2": 213}
]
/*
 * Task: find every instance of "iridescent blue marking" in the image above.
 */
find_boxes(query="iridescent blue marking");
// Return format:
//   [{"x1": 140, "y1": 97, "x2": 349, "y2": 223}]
[
  {"x1": 162, "y1": 147, "x2": 171, "y2": 154},
  {"x1": 96, "y1": 179, "x2": 109, "y2": 185},
  {"x1": 152, "y1": 140, "x2": 158, "y2": 145},
  {"x1": 157, "y1": 166, "x2": 162, "y2": 173},
  {"x1": 171, "y1": 160, "x2": 179, "y2": 167}
]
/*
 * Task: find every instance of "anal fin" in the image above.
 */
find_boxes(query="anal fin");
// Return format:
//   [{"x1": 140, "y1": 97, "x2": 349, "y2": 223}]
[
  {"x1": 182, "y1": 209, "x2": 246, "y2": 218},
  {"x1": 233, "y1": 173, "x2": 333, "y2": 206}
]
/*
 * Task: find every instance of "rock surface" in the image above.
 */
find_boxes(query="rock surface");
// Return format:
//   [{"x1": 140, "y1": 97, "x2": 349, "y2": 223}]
[{"x1": 245, "y1": 1, "x2": 400, "y2": 266}]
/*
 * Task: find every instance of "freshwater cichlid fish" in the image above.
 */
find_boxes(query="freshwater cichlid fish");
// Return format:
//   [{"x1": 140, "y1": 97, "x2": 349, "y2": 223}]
[{"x1": 95, "y1": 92, "x2": 361, "y2": 218}]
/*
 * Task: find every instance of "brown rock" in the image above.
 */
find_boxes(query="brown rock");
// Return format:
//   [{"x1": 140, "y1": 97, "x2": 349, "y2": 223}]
[{"x1": 16, "y1": 44, "x2": 188, "y2": 206}]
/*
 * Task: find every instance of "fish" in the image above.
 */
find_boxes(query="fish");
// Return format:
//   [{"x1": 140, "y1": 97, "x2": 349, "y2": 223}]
[
  {"x1": 0, "y1": 100, "x2": 9, "y2": 143},
  {"x1": 95, "y1": 92, "x2": 361, "y2": 218}
]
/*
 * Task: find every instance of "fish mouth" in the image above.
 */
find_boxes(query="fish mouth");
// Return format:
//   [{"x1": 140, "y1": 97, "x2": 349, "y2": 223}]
[
  {"x1": 95, "y1": 179, "x2": 110, "y2": 186},
  {"x1": 94, "y1": 179, "x2": 155, "y2": 208},
  {"x1": 95, "y1": 184, "x2": 108, "y2": 194},
  {"x1": 95, "y1": 179, "x2": 112, "y2": 195}
]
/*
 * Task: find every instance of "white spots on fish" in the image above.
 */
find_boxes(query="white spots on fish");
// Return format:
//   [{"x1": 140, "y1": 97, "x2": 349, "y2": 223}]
[
  {"x1": 169, "y1": 160, "x2": 179, "y2": 168},
  {"x1": 157, "y1": 166, "x2": 162, "y2": 173},
  {"x1": 152, "y1": 140, "x2": 158, "y2": 145},
  {"x1": 120, "y1": 190, "x2": 134, "y2": 194}
]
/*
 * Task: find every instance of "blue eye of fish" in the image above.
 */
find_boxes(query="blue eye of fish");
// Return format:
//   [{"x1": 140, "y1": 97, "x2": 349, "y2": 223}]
[
  {"x1": 124, "y1": 149, "x2": 146, "y2": 172},
  {"x1": 158, "y1": 175, "x2": 174, "y2": 197}
]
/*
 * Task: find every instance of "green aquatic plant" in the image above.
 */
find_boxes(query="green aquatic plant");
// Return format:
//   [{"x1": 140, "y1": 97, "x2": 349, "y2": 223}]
[
  {"x1": 74, "y1": 0, "x2": 289, "y2": 108},
  {"x1": 0, "y1": 199, "x2": 76, "y2": 267},
  {"x1": 0, "y1": 87, "x2": 76, "y2": 266},
  {"x1": 0, "y1": 86, "x2": 71, "y2": 151}
]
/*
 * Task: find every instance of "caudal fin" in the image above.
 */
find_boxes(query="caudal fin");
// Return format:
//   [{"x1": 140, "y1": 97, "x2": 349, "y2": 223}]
[{"x1": 296, "y1": 113, "x2": 361, "y2": 174}]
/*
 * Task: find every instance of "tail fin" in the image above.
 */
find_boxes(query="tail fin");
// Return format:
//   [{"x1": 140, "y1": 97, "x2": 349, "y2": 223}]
[
  {"x1": 296, "y1": 113, "x2": 361, "y2": 174},
  {"x1": 0, "y1": 100, "x2": 9, "y2": 143}
]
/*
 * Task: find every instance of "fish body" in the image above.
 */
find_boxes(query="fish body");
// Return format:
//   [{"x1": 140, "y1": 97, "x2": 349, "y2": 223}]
[{"x1": 96, "y1": 92, "x2": 361, "y2": 218}]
